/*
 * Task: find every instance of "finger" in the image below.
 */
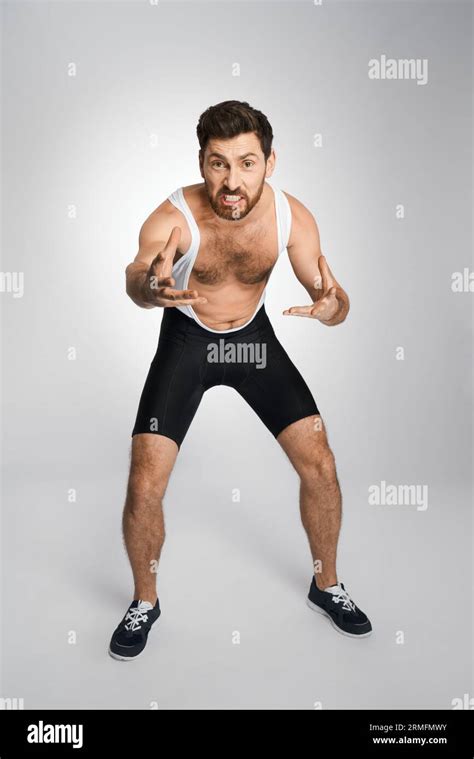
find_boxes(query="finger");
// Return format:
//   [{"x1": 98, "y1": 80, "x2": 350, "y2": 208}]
[
  {"x1": 309, "y1": 304, "x2": 327, "y2": 318},
  {"x1": 150, "y1": 251, "x2": 172, "y2": 281},
  {"x1": 162, "y1": 226, "x2": 181, "y2": 256},
  {"x1": 156, "y1": 276, "x2": 175, "y2": 288},
  {"x1": 309, "y1": 297, "x2": 331, "y2": 318},
  {"x1": 283, "y1": 305, "x2": 313, "y2": 315},
  {"x1": 159, "y1": 287, "x2": 200, "y2": 299},
  {"x1": 318, "y1": 255, "x2": 335, "y2": 291},
  {"x1": 318, "y1": 287, "x2": 338, "y2": 310},
  {"x1": 151, "y1": 227, "x2": 182, "y2": 278},
  {"x1": 159, "y1": 287, "x2": 207, "y2": 302},
  {"x1": 310, "y1": 293, "x2": 338, "y2": 319},
  {"x1": 163, "y1": 297, "x2": 208, "y2": 306},
  {"x1": 316, "y1": 286, "x2": 337, "y2": 304},
  {"x1": 148, "y1": 273, "x2": 175, "y2": 291}
]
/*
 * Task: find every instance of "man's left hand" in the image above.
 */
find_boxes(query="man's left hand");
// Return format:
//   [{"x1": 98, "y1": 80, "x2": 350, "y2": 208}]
[{"x1": 283, "y1": 255, "x2": 340, "y2": 323}]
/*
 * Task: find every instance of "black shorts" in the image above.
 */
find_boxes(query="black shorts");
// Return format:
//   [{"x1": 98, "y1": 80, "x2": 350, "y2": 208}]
[{"x1": 131, "y1": 305, "x2": 320, "y2": 448}]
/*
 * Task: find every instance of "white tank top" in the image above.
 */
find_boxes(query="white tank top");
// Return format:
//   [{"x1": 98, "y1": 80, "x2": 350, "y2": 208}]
[{"x1": 167, "y1": 183, "x2": 292, "y2": 334}]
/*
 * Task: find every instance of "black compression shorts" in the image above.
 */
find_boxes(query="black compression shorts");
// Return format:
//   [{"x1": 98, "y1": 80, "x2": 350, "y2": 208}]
[{"x1": 131, "y1": 304, "x2": 320, "y2": 448}]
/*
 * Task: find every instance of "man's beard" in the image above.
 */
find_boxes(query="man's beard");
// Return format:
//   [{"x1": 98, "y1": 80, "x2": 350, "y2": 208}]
[{"x1": 205, "y1": 177, "x2": 266, "y2": 221}]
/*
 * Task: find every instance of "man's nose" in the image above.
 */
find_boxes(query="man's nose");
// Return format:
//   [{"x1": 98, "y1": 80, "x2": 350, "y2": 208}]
[{"x1": 225, "y1": 167, "x2": 241, "y2": 192}]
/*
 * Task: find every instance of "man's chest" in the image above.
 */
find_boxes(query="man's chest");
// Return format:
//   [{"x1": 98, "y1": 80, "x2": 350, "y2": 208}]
[{"x1": 190, "y1": 220, "x2": 280, "y2": 286}]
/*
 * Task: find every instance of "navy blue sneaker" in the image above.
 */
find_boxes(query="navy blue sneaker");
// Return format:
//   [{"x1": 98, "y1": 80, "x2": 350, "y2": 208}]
[
  {"x1": 108, "y1": 598, "x2": 161, "y2": 660},
  {"x1": 307, "y1": 577, "x2": 372, "y2": 637}
]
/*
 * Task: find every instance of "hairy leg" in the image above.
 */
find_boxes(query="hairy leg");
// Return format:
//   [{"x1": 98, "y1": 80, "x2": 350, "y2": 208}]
[
  {"x1": 122, "y1": 434, "x2": 178, "y2": 604},
  {"x1": 277, "y1": 415, "x2": 342, "y2": 590}
]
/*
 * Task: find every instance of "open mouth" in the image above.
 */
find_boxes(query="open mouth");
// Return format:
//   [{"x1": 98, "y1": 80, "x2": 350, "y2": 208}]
[{"x1": 220, "y1": 194, "x2": 243, "y2": 206}]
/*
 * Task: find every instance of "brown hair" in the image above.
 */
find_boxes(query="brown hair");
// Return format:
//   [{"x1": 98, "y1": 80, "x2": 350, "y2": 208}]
[{"x1": 196, "y1": 100, "x2": 274, "y2": 161}]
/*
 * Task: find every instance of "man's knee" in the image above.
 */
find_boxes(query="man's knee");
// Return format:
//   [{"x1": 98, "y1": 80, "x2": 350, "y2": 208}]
[
  {"x1": 299, "y1": 442, "x2": 337, "y2": 484},
  {"x1": 126, "y1": 434, "x2": 178, "y2": 506}
]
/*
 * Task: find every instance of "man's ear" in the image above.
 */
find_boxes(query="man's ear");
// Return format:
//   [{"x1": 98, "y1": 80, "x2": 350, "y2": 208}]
[
  {"x1": 198, "y1": 150, "x2": 204, "y2": 178},
  {"x1": 265, "y1": 148, "x2": 276, "y2": 178}
]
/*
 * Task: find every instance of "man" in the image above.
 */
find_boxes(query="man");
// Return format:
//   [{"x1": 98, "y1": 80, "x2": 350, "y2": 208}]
[{"x1": 108, "y1": 100, "x2": 372, "y2": 661}]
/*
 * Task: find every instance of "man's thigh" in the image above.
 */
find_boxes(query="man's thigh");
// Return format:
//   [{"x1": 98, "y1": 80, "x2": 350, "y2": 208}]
[
  {"x1": 131, "y1": 327, "x2": 206, "y2": 450},
  {"x1": 127, "y1": 433, "x2": 179, "y2": 499},
  {"x1": 235, "y1": 326, "x2": 320, "y2": 441}
]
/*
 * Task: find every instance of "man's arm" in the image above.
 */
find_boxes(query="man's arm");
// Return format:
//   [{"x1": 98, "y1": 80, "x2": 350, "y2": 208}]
[
  {"x1": 126, "y1": 201, "x2": 206, "y2": 309},
  {"x1": 283, "y1": 193, "x2": 350, "y2": 326}
]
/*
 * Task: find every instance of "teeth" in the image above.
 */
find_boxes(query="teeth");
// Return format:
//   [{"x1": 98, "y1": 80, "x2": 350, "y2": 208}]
[{"x1": 224, "y1": 195, "x2": 241, "y2": 200}]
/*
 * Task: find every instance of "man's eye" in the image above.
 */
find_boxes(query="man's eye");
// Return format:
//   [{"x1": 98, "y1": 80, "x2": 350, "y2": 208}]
[
  {"x1": 212, "y1": 161, "x2": 224, "y2": 168},
  {"x1": 244, "y1": 161, "x2": 254, "y2": 168}
]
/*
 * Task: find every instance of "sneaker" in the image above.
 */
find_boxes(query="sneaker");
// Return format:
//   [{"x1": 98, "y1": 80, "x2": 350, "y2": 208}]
[
  {"x1": 108, "y1": 598, "x2": 161, "y2": 660},
  {"x1": 306, "y1": 577, "x2": 372, "y2": 638}
]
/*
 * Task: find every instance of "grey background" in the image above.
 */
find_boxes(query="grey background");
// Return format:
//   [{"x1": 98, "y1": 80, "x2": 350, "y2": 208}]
[{"x1": 1, "y1": 0, "x2": 472, "y2": 709}]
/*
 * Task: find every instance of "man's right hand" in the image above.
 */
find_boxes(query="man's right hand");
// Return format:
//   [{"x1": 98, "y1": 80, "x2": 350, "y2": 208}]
[{"x1": 142, "y1": 226, "x2": 207, "y2": 308}]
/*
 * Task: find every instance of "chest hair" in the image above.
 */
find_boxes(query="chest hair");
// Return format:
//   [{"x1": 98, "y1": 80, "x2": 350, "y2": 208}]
[{"x1": 192, "y1": 222, "x2": 278, "y2": 286}]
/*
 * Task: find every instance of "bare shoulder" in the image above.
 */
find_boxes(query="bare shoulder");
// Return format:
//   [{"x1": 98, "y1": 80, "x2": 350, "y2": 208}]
[
  {"x1": 281, "y1": 191, "x2": 320, "y2": 248},
  {"x1": 138, "y1": 191, "x2": 192, "y2": 255}
]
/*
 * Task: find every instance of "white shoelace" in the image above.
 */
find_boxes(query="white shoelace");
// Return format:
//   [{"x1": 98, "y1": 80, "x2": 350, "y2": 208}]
[
  {"x1": 325, "y1": 584, "x2": 356, "y2": 613},
  {"x1": 124, "y1": 601, "x2": 153, "y2": 632}
]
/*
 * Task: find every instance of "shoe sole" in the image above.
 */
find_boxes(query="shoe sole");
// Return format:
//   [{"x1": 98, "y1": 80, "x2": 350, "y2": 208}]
[
  {"x1": 108, "y1": 646, "x2": 144, "y2": 661},
  {"x1": 306, "y1": 598, "x2": 373, "y2": 638}
]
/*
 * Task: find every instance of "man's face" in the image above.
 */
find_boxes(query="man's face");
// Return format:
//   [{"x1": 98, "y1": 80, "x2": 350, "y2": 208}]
[{"x1": 199, "y1": 132, "x2": 275, "y2": 221}]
